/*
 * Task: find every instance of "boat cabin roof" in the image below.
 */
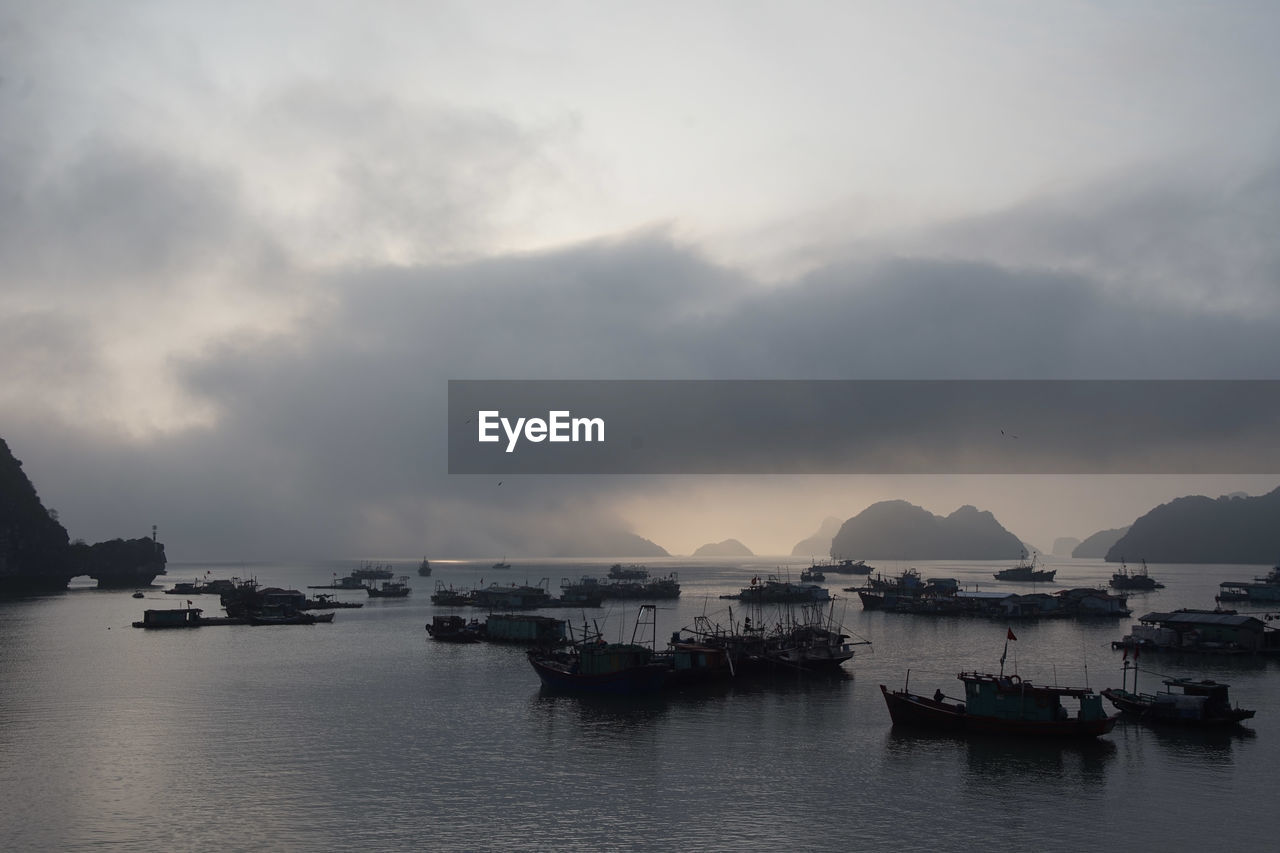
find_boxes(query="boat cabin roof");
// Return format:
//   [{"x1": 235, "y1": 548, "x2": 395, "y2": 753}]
[
  {"x1": 957, "y1": 671, "x2": 1097, "y2": 697},
  {"x1": 1139, "y1": 610, "x2": 1264, "y2": 629},
  {"x1": 1164, "y1": 677, "x2": 1230, "y2": 695}
]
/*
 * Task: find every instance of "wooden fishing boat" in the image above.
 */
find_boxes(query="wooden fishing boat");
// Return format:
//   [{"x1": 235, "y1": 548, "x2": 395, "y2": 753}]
[
  {"x1": 426, "y1": 614, "x2": 484, "y2": 643},
  {"x1": 993, "y1": 551, "x2": 1056, "y2": 582},
  {"x1": 1102, "y1": 660, "x2": 1254, "y2": 727},
  {"x1": 880, "y1": 671, "x2": 1115, "y2": 738},
  {"x1": 527, "y1": 606, "x2": 669, "y2": 694},
  {"x1": 366, "y1": 576, "x2": 411, "y2": 597}
]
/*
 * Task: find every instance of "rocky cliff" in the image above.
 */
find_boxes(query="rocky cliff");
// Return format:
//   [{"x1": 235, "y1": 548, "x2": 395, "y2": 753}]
[
  {"x1": 0, "y1": 437, "x2": 74, "y2": 593},
  {"x1": 1072, "y1": 526, "x2": 1130, "y2": 558},
  {"x1": 1105, "y1": 489, "x2": 1280, "y2": 563},
  {"x1": 791, "y1": 517, "x2": 843, "y2": 557}
]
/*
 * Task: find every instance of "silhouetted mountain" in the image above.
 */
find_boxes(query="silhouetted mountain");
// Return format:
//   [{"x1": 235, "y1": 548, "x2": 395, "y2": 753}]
[
  {"x1": 70, "y1": 537, "x2": 167, "y2": 587},
  {"x1": 1052, "y1": 537, "x2": 1082, "y2": 556},
  {"x1": 541, "y1": 530, "x2": 669, "y2": 558},
  {"x1": 792, "y1": 517, "x2": 843, "y2": 557},
  {"x1": 1105, "y1": 488, "x2": 1280, "y2": 563},
  {"x1": 829, "y1": 500, "x2": 1025, "y2": 560},
  {"x1": 0, "y1": 437, "x2": 74, "y2": 593},
  {"x1": 1072, "y1": 526, "x2": 1130, "y2": 558},
  {"x1": 2, "y1": 436, "x2": 170, "y2": 593},
  {"x1": 693, "y1": 538, "x2": 753, "y2": 557}
]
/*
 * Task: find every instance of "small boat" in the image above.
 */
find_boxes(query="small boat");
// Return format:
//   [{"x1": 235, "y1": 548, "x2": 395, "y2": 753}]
[
  {"x1": 132, "y1": 607, "x2": 203, "y2": 628},
  {"x1": 417, "y1": 557, "x2": 432, "y2": 577},
  {"x1": 426, "y1": 614, "x2": 484, "y2": 643},
  {"x1": 367, "y1": 576, "x2": 411, "y2": 598},
  {"x1": 800, "y1": 567, "x2": 826, "y2": 583},
  {"x1": 1109, "y1": 558, "x2": 1163, "y2": 591},
  {"x1": 131, "y1": 590, "x2": 145, "y2": 599},
  {"x1": 303, "y1": 593, "x2": 364, "y2": 610},
  {"x1": 1102, "y1": 660, "x2": 1255, "y2": 727},
  {"x1": 492, "y1": 557, "x2": 511, "y2": 570},
  {"x1": 993, "y1": 551, "x2": 1056, "y2": 583},
  {"x1": 879, "y1": 631, "x2": 1115, "y2": 738}
]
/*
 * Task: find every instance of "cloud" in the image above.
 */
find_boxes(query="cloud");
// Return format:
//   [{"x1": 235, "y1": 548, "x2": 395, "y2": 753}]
[{"x1": 10, "y1": 184, "x2": 1279, "y2": 559}]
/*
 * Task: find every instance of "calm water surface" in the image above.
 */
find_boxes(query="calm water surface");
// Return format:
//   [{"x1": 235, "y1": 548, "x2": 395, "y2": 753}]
[{"x1": 2, "y1": 557, "x2": 1278, "y2": 851}]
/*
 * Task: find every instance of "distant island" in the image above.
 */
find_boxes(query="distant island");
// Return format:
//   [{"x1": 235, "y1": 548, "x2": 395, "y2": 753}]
[
  {"x1": 1105, "y1": 488, "x2": 1280, "y2": 563},
  {"x1": 537, "y1": 530, "x2": 669, "y2": 558},
  {"x1": 829, "y1": 500, "x2": 1025, "y2": 560},
  {"x1": 1052, "y1": 537, "x2": 1082, "y2": 556},
  {"x1": 1072, "y1": 526, "x2": 1130, "y2": 558},
  {"x1": 1, "y1": 436, "x2": 167, "y2": 594},
  {"x1": 693, "y1": 538, "x2": 753, "y2": 557},
  {"x1": 791, "y1": 517, "x2": 843, "y2": 557}
]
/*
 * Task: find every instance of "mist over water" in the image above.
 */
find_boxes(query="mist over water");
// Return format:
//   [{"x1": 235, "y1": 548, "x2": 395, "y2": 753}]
[{"x1": 2, "y1": 557, "x2": 1276, "y2": 851}]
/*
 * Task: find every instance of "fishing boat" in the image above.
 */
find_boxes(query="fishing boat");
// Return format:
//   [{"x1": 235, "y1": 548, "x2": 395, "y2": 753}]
[
  {"x1": 303, "y1": 593, "x2": 364, "y2": 610},
  {"x1": 430, "y1": 581, "x2": 470, "y2": 606},
  {"x1": 993, "y1": 551, "x2": 1056, "y2": 582},
  {"x1": 881, "y1": 673, "x2": 1115, "y2": 737},
  {"x1": 1109, "y1": 559, "x2": 1163, "y2": 591},
  {"x1": 1102, "y1": 660, "x2": 1255, "y2": 727},
  {"x1": 527, "y1": 606, "x2": 670, "y2": 694},
  {"x1": 599, "y1": 572, "x2": 681, "y2": 600},
  {"x1": 879, "y1": 630, "x2": 1115, "y2": 737},
  {"x1": 800, "y1": 567, "x2": 826, "y2": 583},
  {"x1": 366, "y1": 576, "x2": 411, "y2": 598},
  {"x1": 418, "y1": 558, "x2": 432, "y2": 577},
  {"x1": 675, "y1": 601, "x2": 869, "y2": 675},
  {"x1": 426, "y1": 614, "x2": 484, "y2": 643},
  {"x1": 724, "y1": 574, "x2": 829, "y2": 604},
  {"x1": 559, "y1": 576, "x2": 606, "y2": 607},
  {"x1": 352, "y1": 561, "x2": 395, "y2": 580},
  {"x1": 607, "y1": 563, "x2": 649, "y2": 580},
  {"x1": 308, "y1": 574, "x2": 369, "y2": 591},
  {"x1": 492, "y1": 557, "x2": 511, "y2": 570}
]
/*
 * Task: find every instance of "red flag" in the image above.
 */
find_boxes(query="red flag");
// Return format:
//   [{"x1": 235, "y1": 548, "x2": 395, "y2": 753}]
[{"x1": 1007, "y1": 628, "x2": 1017, "y2": 641}]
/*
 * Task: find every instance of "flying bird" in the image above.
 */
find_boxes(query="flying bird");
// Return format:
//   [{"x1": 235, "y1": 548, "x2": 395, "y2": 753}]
[{"x1": 1001, "y1": 429, "x2": 1019, "y2": 439}]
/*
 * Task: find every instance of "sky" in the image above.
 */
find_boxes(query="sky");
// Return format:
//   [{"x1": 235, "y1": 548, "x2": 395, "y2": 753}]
[{"x1": 3, "y1": 1, "x2": 1280, "y2": 561}]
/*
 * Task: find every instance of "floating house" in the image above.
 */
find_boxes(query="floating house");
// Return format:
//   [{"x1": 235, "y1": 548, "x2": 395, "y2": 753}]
[{"x1": 1115, "y1": 609, "x2": 1279, "y2": 654}]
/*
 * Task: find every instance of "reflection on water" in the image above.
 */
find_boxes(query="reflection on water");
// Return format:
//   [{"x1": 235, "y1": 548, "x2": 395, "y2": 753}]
[
  {"x1": 1141, "y1": 719, "x2": 1257, "y2": 763},
  {"x1": 3, "y1": 559, "x2": 1279, "y2": 850}
]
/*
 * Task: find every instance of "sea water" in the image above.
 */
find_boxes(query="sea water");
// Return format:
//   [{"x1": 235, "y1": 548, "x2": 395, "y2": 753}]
[{"x1": 1, "y1": 558, "x2": 1276, "y2": 851}]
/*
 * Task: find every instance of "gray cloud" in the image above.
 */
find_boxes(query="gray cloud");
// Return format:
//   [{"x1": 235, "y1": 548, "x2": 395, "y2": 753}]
[{"x1": 10, "y1": 180, "x2": 1280, "y2": 558}]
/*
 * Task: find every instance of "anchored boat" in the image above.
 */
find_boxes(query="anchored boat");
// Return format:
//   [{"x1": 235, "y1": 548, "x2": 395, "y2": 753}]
[
  {"x1": 1102, "y1": 660, "x2": 1255, "y2": 727},
  {"x1": 880, "y1": 630, "x2": 1115, "y2": 738}
]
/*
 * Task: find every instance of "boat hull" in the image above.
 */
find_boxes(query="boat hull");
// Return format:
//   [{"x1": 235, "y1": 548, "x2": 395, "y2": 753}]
[
  {"x1": 528, "y1": 653, "x2": 670, "y2": 694},
  {"x1": 880, "y1": 685, "x2": 1116, "y2": 737},
  {"x1": 1101, "y1": 688, "x2": 1256, "y2": 727}
]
